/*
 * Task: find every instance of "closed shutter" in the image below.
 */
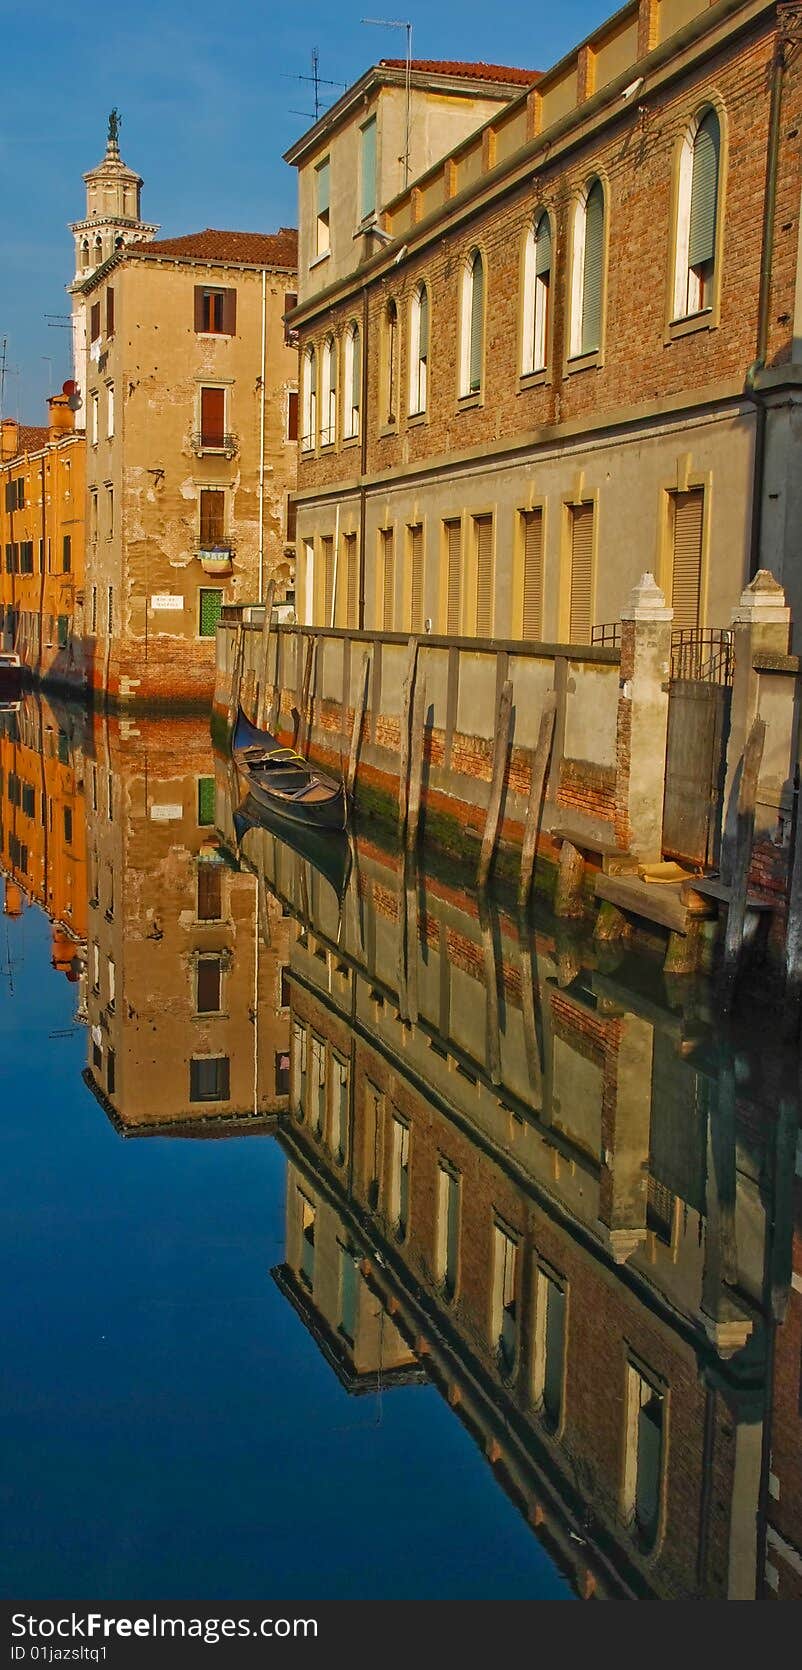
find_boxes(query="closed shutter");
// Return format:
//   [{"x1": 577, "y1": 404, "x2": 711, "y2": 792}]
[
  {"x1": 222, "y1": 287, "x2": 237, "y2": 336},
  {"x1": 193, "y1": 286, "x2": 205, "y2": 332},
  {"x1": 197, "y1": 776, "x2": 215, "y2": 825},
  {"x1": 317, "y1": 159, "x2": 330, "y2": 216},
  {"x1": 535, "y1": 214, "x2": 552, "y2": 277},
  {"x1": 475, "y1": 514, "x2": 494, "y2": 637},
  {"x1": 671, "y1": 488, "x2": 704, "y2": 630},
  {"x1": 569, "y1": 503, "x2": 594, "y2": 643},
  {"x1": 345, "y1": 534, "x2": 358, "y2": 627},
  {"x1": 381, "y1": 530, "x2": 395, "y2": 631},
  {"x1": 521, "y1": 508, "x2": 544, "y2": 638},
  {"x1": 199, "y1": 588, "x2": 223, "y2": 638},
  {"x1": 360, "y1": 116, "x2": 377, "y2": 220},
  {"x1": 201, "y1": 387, "x2": 225, "y2": 446},
  {"x1": 197, "y1": 957, "x2": 221, "y2": 1014},
  {"x1": 410, "y1": 525, "x2": 424, "y2": 631},
  {"x1": 287, "y1": 389, "x2": 299, "y2": 441},
  {"x1": 321, "y1": 536, "x2": 334, "y2": 624},
  {"x1": 197, "y1": 864, "x2": 222, "y2": 921},
  {"x1": 469, "y1": 255, "x2": 484, "y2": 392},
  {"x1": 199, "y1": 489, "x2": 224, "y2": 546},
  {"x1": 688, "y1": 112, "x2": 720, "y2": 271},
  {"x1": 106, "y1": 287, "x2": 114, "y2": 335},
  {"x1": 581, "y1": 181, "x2": 604, "y2": 354},
  {"x1": 446, "y1": 520, "x2": 462, "y2": 634}
]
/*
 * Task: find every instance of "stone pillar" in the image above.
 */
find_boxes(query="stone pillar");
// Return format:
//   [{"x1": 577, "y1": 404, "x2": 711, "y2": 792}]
[
  {"x1": 721, "y1": 570, "x2": 791, "y2": 882},
  {"x1": 597, "y1": 1011, "x2": 652, "y2": 1263},
  {"x1": 614, "y1": 573, "x2": 673, "y2": 861}
]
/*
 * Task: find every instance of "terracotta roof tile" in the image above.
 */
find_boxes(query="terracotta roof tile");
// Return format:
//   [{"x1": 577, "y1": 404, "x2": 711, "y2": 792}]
[
  {"x1": 1, "y1": 424, "x2": 51, "y2": 461},
  {"x1": 381, "y1": 58, "x2": 541, "y2": 85},
  {"x1": 131, "y1": 227, "x2": 298, "y2": 268}
]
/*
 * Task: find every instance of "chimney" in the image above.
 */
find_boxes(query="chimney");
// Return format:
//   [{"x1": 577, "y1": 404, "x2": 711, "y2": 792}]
[
  {"x1": 0, "y1": 418, "x2": 20, "y2": 463},
  {"x1": 48, "y1": 381, "x2": 77, "y2": 440}
]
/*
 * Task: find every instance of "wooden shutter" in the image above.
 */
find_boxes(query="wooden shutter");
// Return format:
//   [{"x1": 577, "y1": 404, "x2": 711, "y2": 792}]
[
  {"x1": 535, "y1": 214, "x2": 552, "y2": 277},
  {"x1": 446, "y1": 520, "x2": 462, "y2": 634},
  {"x1": 201, "y1": 387, "x2": 225, "y2": 446},
  {"x1": 193, "y1": 286, "x2": 205, "y2": 332},
  {"x1": 90, "y1": 302, "x2": 101, "y2": 342},
  {"x1": 474, "y1": 515, "x2": 494, "y2": 637},
  {"x1": 197, "y1": 958, "x2": 221, "y2": 1014},
  {"x1": 688, "y1": 112, "x2": 720, "y2": 271},
  {"x1": 581, "y1": 182, "x2": 604, "y2": 354},
  {"x1": 671, "y1": 489, "x2": 704, "y2": 630},
  {"x1": 569, "y1": 503, "x2": 594, "y2": 642},
  {"x1": 381, "y1": 529, "x2": 395, "y2": 631},
  {"x1": 106, "y1": 287, "x2": 114, "y2": 335},
  {"x1": 287, "y1": 390, "x2": 299, "y2": 442},
  {"x1": 197, "y1": 865, "x2": 222, "y2": 921},
  {"x1": 345, "y1": 534, "x2": 358, "y2": 627},
  {"x1": 199, "y1": 488, "x2": 224, "y2": 546},
  {"x1": 521, "y1": 508, "x2": 544, "y2": 638},
  {"x1": 321, "y1": 536, "x2": 334, "y2": 624},
  {"x1": 410, "y1": 525, "x2": 424, "y2": 631},
  {"x1": 222, "y1": 287, "x2": 237, "y2": 335},
  {"x1": 469, "y1": 255, "x2": 484, "y2": 392}
]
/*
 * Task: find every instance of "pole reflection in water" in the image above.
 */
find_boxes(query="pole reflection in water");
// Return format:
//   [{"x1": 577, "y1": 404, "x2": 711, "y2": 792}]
[{"x1": 1, "y1": 688, "x2": 800, "y2": 1602}]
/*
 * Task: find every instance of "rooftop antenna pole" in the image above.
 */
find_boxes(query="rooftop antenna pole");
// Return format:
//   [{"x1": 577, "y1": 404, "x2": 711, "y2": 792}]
[
  {"x1": 362, "y1": 17, "x2": 413, "y2": 186},
  {"x1": 284, "y1": 50, "x2": 346, "y2": 122},
  {"x1": 0, "y1": 338, "x2": 6, "y2": 423}
]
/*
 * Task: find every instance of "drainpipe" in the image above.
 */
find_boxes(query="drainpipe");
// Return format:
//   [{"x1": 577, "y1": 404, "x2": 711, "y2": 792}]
[
  {"x1": 358, "y1": 284, "x2": 369, "y2": 630},
  {"x1": 258, "y1": 268, "x2": 267, "y2": 601},
  {"x1": 747, "y1": 27, "x2": 787, "y2": 578}
]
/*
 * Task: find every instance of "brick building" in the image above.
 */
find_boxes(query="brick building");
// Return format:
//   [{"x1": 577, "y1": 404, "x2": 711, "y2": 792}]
[
  {"x1": 287, "y1": 0, "x2": 802, "y2": 649},
  {"x1": 70, "y1": 125, "x2": 299, "y2": 707},
  {"x1": 0, "y1": 392, "x2": 87, "y2": 693},
  {"x1": 0, "y1": 691, "x2": 87, "y2": 983}
]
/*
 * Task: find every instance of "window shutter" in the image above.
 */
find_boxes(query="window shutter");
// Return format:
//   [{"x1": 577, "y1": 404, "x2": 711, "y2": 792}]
[
  {"x1": 446, "y1": 520, "x2": 462, "y2": 634},
  {"x1": 410, "y1": 525, "x2": 424, "y2": 631},
  {"x1": 197, "y1": 864, "x2": 222, "y2": 921},
  {"x1": 360, "y1": 116, "x2": 377, "y2": 220},
  {"x1": 200, "y1": 488, "x2": 224, "y2": 546},
  {"x1": 521, "y1": 509, "x2": 544, "y2": 638},
  {"x1": 418, "y1": 285, "x2": 429, "y2": 359},
  {"x1": 469, "y1": 254, "x2": 484, "y2": 392},
  {"x1": 197, "y1": 776, "x2": 215, "y2": 825},
  {"x1": 317, "y1": 158, "x2": 330, "y2": 215},
  {"x1": 671, "y1": 488, "x2": 704, "y2": 630},
  {"x1": 581, "y1": 182, "x2": 604, "y2": 355},
  {"x1": 91, "y1": 301, "x2": 101, "y2": 341},
  {"x1": 201, "y1": 386, "x2": 225, "y2": 446},
  {"x1": 535, "y1": 215, "x2": 552, "y2": 277},
  {"x1": 288, "y1": 389, "x2": 299, "y2": 442},
  {"x1": 475, "y1": 515, "x2": 494, "y2": 637},
  {"x1": 197, "y1": 958, "x2": 221, "y2": 1014},
  {"x1": 381, "y1": 529, "x2": 395, "y2": 631},
  {"x1": 688, "y1": 112, "x2": 720, "y2": 271},
  {"x1": 199, "y1": 589, "x2": 223, "y2": 638},
  {"x1": 322, "y1": 536, "x2": 334, "y2": 624},
  {"x1": 352, "y1": 327, "x2": 361, "y2": 411},
  {"x1": 222, "y1": 287, "x2": 237, "y2": 336},
  {"x1": 345, "y1": 534, "x2": 358, "y2": 627},
  {"x1": 106, "y1": 287, "x2": 114, "y2": 335},
  {"x1": 569, "y1": 503, "x2": 594, "y2": 642}
]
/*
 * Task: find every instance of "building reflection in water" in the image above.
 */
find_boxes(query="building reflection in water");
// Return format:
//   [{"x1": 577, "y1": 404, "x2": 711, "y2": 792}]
[{"x1": 2, "y1": 689, "x2": 801, "y2": 1600}]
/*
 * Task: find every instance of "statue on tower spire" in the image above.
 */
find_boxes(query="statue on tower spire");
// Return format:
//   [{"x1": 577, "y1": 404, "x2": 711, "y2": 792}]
[{"x1": 107, "y1": 108, "x2": 121, "y2": 149}]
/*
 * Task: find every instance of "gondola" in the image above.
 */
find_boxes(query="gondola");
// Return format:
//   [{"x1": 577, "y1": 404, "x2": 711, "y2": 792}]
[
  {"x1": 233, "y1": 799, "x2": 352, "y2": 911},
  {"x1": 231, "y1": 707, "x2": 347, "y2": 832}
]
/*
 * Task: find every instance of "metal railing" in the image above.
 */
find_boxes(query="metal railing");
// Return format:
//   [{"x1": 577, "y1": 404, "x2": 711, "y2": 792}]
[
  {"x1": 670, "y1": 627, "x2": 733, "y2": 686},
  {"x1": 591, "y1": 622, "x2": 622, "y2": 648},
  {"x1": 190, "y1": 431, "x2": 238, "y2": 459}
]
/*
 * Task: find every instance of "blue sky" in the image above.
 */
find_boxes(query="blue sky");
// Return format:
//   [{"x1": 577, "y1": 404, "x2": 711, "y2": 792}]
[{"x1": 0, "y1": 0, "x2": 610, "y2": 422}]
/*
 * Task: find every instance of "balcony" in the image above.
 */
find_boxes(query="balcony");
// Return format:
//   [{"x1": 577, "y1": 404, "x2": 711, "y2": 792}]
[
  {"x1": 190, "y1": 431, "x2": 238, "y2": 460},
  {"x1": 196, "y1": 546, "x2": 234, "y2": 576}
]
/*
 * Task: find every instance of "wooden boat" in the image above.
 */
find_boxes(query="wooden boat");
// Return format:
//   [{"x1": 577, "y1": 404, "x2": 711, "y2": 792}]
[
  {"x1": 231, "y1": 707, "x2": 347, "y2": 831},
  {"x1": 233, "y1": 798, "x2": 352, "y2": 911}
]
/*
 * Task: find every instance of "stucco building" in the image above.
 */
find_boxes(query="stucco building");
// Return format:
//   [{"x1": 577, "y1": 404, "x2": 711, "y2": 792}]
[
  {"x1": 0, "y1": 692, "x2": 87, "y2": 982},
  {"x1": 287, "y1": 0, "x2": 802, "y2": 650}
]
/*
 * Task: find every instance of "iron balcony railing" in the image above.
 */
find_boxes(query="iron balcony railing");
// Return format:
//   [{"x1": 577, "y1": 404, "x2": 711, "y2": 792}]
[
  {"x1": 190, "y1": 431, "x2": 239, "y2": 459},
  {"x1": 670, "y1": 627, "x2": 733, "y2": 686}
]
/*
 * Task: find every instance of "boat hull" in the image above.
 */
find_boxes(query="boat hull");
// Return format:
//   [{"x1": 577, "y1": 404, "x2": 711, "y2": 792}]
[{"x1": 231, "y1": 708, "x2": 347, "y2": 832}]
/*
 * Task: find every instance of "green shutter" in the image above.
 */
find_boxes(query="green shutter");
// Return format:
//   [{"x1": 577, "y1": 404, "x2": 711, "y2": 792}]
[
  {"x1": 197, "y1": 776, "x2": 215, "y2": 826},
  {"x1": 360, "y1": 117, "x2": 377, "y2": 220},
  {"x1": 688, "y1": 111, "x2": 720, "y2": 271},
  {"x1": 535, "y1": 214, "x2": 552, "y2": 277},
  {"x1": 316, "y1": 158, "x2": 330, "y2": 215},
  {"x1": 469, "y1": 254, "x2": 484, "y2": 393},
  {"x1": 581, "y1": 181, "x2": 604, "y2": 355},
  {"x1": 199, "y1": 588, "x2": 223, "y2": 638}
]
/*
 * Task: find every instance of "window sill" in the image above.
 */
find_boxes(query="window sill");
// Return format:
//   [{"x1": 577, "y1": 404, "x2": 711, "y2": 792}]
[
  {"x1": 195, "y1": 331, "x2": 233, "y2": 340},
  {"x1": 300, "y1": 442, "x2": 316, "y2": 457},
  {"x1": 353, "y1": 215, "x2": 378, "y2": 240},
  {"x1": 193, "y1": 1011, "x2": 229, "y2": 1022},
  {"x1": 407, "y1": 409, "x2": 428, "y2": 428},
  {"x1": 341, "y1": 433, "x2": 360, "y2": 450},
  {"x1": 566, "y1": 349, "x2": 601, "y2": 375},
  {"x1": 319, "y1": 438, "x2": 336, "y2": 452},
  {"x1": 378, "y1": 422, "x2": 399, "y2": 439},
  {"x1": 308, "y1": 250, "x2": 331, "y2": 271},
  {"x1": 456, "y1": 391, "x2": 483, "y2": 412},
  {"x1": 666, "y1": 307, "x2": 715, "y2": 341},
  {"x1": 518, "y1": 367, "x2": 549, "y2": 391}
]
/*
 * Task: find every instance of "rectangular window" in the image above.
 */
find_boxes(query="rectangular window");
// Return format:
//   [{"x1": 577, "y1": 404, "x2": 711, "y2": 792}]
[
  {"x1": 107, "y1": 1048, "x2": 116, "y2": 1096},
  {"x1": 311, "y1": 1036, "x2": 326, "y2": 1136},
  {"x1": 344, "y1": 532, "x2": 358, "y2": 629},
  {"x1": 106, "y1": 383, "x2": 114, "y2": 438},
  {"x1": 107, "y1": 957, "x2": 115, "y2": 1011},
  {"x1": 339, "y1": 1244, "x2": 358, "y2": 1343},
  {"x1": 492, "y1": 1224, "x2": 518, "y2": 1374},
  {"x1": 315, "y1": 158, "x2": 331, "y2": 256},
  {"x1": 89, "y1": 490, "x2": 98, "y2": 543},
  {"x1": 519, "y1": 509, "x2": 544, "y2": 639},
  {"x1": 568, "y1": 502, "x2": 594, "y2": 644},
  {"x1": 320, "y1": 535, "x2": 334, "y2": 627},
  {"x1": 670, "y1": 487, "x2": 704, "y2": 632},
  {"x1": 199, "y1": 488, "x2": 225, "y2": 548},
  {"x1": 299, "y1": 1192, "x2": 316, "y2": 1289},
  {"x1": 200, "y1": 387, "x2": 225, "y2": 449},
  {"x1": 63, "y1": 805, "x2": 73, "y2": 846},
  {"x1": 408, "y1": 524, "x2": 424, "y2": 632},
  {"x1": 444, "y1": 519, "x2": 462, "y2": 636},
  {"x1": 360, "y1": 115, "x2": 377, "y2": 221},
  {"x1": 332, "y1": 1054, "x2": 348, "y2": 1163},
  {"x1": 91, "y1": 586, "x2": 98, "y2": 634},
  {"x1": 473, "y1": 514, "x2": 494, "y2": 638},
  {"x1": 91, "y1": 393, "x2": 99, "y2": 446},
  {"x1": 624, "y1": 1365, "x2": 665, "y2": 1551},
  {"x1": 287, "y1": 388, "x2": 299, "y2": 443},
  {"x1": 435, "y1": 1163, "x2": 460, "y2": 1299},
  {"x1": 380, "y1": 528, "x2": 394, "y2": 632},
  {"x1": 107, "y1": 585, "x2": 113, "y2": 634},
  {"x1": 90, "y1": 301, "x2": 101, "y2": 343},
  {"x1": 106, "y1": 287, "x2": 114, "y2": 336},
  {"x1": 291, "y1": 1022, "x2": 308, "y2": 1118},
  {"x1": 62, "y1": 535, "x2": 72, "y2": 574},
  {"x1": 106, "y1": 485, "x2": 114, "y2": 538},
  {"x1": 196, "y1": 955, "x2": 222, "y2": 1014},
  {"x1": 193, "y1": 285, "x2": 236, "y2": 335},
  {"x1": 197, "y1": 775, "x2": 215, "y2": 825},
  {"x1": 189, "y1": 1056, "x2": 230, "y2": 1102},
  {"x1": 57, "y1": 615, "x2": 69, "y2": 649},
  {"x1": 365, "y1": 1083, "x2": 383, "y2": 1207},
  {"x1": 532, "y1": 1266, "x2": 566, "y2": 1429},
  {"x1": 199, "y1": 588, "x2": 224, "y2": 639},
  {"x1": 197, "y1": 863, "x2": 222, "y2": 921},
  {"x1": 389, "y1": 1114, "x2": 410, "y2": 1239}
]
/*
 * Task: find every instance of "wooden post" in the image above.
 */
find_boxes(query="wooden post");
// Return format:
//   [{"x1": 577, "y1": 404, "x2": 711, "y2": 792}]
[
  {"x1": 346, "y1": 651, "x2": 370, "y2": 800},
  {"x1": 227, "y1": 624, "x2": 245, "y2": 735},
  {"x1": 477, "y1": 677, "x2": 513, "y2": 890},
  {"x1": 255, "y1": 580, "x2": 276, "y2": 728},
  {"x1": 480, "y1": 896, "x2": 501, "y2": 1085},
  {"x1": 397, "y1": 637, "x2": 419, "y2": 840},
  {"x1": 784, "y1": 768, "x2": 802, "y2": 1038},
  {"x1": 554, "y1": 839, "x2": 586, "y2": 918},
  {"x1": 518, "y1": 692, "x2": 557, "y2": 909},
  {"x1": 396, "y1": 854, "x2": 419, "y2": 1024},
  {"x1": 721, "y1": 717, "x2": 765, "y2": 1003},
  {"x1": 294, "y1": 635, "x2": 315, "y2": 753},
  {"x1": 405, "y1": 673, "x2": 427, "y2": 854},
  {"x1": 517, "y1": 911, "x2": 543, "y2": 1110}
]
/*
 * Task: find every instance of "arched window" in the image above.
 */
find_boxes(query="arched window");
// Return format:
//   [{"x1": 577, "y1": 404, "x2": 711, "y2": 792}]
[
  {"x1": 321, "y1": 336, "x2": 337, "y2": 446},
  {"x1": 522, "y1": 212, "x2": 552, "y2": 375},
  {"x1": 81, "y1": 240, "x2": 90, "y2": 271},
  {"x1": 301, "y1": 345, "x2": 317, "y2": 451},
  {"x1": 94, "y1": 235, "x2": 103, "y2": 258},
  {"x1": 409, "y1": 283, "x2": 429, "y2": 414},
  {"x1": 570, "y1": 180, "x2": 605, "y2": 358},
  {"x1": 344, "y1": 322, "x2": 361, "y2": 439},
  {"x1": 384, "y1": 300, "x2": 398, "y2": 424},
  {"x1": 460, "y1": 250, "x2": 485, "y2": 396},
  {"x1": 674, "y1": 108, "x2": 721, "y2": 319}
]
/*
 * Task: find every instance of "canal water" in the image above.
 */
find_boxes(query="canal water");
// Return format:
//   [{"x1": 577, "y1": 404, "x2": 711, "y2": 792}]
[{"x1": 1, "y1": 692, "x2": 799, "y2": 1603}]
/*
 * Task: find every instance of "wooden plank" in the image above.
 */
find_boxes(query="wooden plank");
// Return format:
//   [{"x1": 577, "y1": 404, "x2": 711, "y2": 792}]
[
  {"x1": 480, "y1": 897, "x2": 501, "y2": 1085},
  {"x1": 397, "y1": 636, "x2": 419, "y2": 839},
  {"x1": 517, "y1": 910, "x2": 543, "y2": 1110},
  {"x1": 255, "y1": 580, "x2": 276, "y2": 728},
  {"x1": 477, "y1": 676, "x2": 513, "y2": 891},
  {"x1": 595, "y1": 872, "x2": 689, "y2": 933},
  {"x1": 683, "y1": 875, "x2": 773, "y2": 911},
  {"x1": 226, "y1": 624, "x2": 245, "y2": 734},
  {"x1": 518, "y1": 691, "x2": 556, "y2": 909},
  {"x1": 292, "y1": 635, "x2": 313, "y2": 750},
  {"x1": 721, "y1": 717, "x2": 766, "y2": 1002},
  {"x1": 405, "y1": 672, "x2": 427, "y2": 854},
  {"x1": 346, "y1": 651, "x2": 370, "y2": 800}
]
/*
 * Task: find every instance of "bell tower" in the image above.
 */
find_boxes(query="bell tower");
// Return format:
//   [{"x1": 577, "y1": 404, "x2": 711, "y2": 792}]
[{"x1": 67, "y1": 112, "x2": 159, "y2": 423}]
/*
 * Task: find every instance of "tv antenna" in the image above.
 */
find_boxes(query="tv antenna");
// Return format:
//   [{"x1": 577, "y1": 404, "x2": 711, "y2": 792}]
[
  {"x1": 286, "y1": 48, "x2": 346, "y2": 122},
  {"x1": 362, "y1": 17, "x2": 413, "y2": 186}
]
